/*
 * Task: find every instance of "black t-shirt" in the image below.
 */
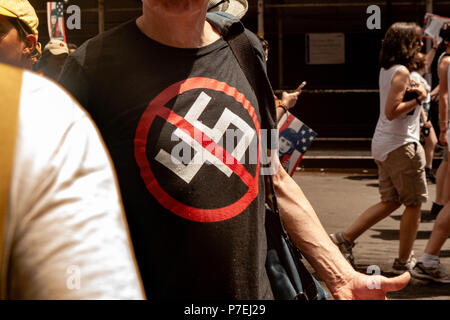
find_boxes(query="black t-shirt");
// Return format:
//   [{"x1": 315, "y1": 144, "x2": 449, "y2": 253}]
[{"x1": 59, "y1": 19, "x2": 275, "y2": 300}]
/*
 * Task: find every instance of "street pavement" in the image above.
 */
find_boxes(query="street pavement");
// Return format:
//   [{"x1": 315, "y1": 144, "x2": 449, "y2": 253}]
[{"x1": 291, "y1": 169, "x2": 450, "y2": 300}]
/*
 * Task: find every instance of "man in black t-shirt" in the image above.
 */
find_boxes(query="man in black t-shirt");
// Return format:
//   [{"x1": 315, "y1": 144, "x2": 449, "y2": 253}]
[{"x1": 59, "y1": 0, "x2": 411, "y2": 299}]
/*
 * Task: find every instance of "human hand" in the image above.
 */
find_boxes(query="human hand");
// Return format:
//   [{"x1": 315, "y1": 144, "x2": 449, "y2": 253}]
[
  {"x1": 281, "y1": 81, "x2": 307, "y2": 109},
  {"x1": 408, "y1": 82, "x2": 427, "y2": 102},
  {"x1": 431, "y1": 92, "x2": 439, "y2": 102},
  {"x1": 424, "y1": 120, "x2": 433, "y2": 129},
  {"x1": 331, "y1": 271, "x2": 410, "y2": 300}
]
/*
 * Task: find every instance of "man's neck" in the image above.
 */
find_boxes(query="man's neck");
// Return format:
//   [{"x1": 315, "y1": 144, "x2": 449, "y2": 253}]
[{"x1": 136, "y1": 1, "x2": 220, "y2": 49}]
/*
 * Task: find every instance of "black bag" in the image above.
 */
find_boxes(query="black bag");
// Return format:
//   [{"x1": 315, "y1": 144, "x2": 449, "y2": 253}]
[
  {"x1": 265, "y1": 176, "x2": 327, "y2": 300},
  {"x1": 404, "y1": 90, "x2": 419, "y2": 116},
  {"x1": 223, "y1": 20, "x2": 327, "y2": 300}
]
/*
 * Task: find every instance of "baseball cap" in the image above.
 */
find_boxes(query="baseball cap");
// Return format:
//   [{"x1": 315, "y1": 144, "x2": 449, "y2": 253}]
[
  {"x1": 208, "y1": 0, "x2": 248, "y2": 19},
  {"x1": 0, "y1": 0, "x2": 39, "y2": 40},
  {"x1": 44, "y1": 39, "x2": 69, "y2": 55}
]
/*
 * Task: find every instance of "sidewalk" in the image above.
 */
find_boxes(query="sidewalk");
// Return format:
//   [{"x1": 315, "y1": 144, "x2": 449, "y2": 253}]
[{"x1": 292, "y1": 169, "x2": 450, "y2": 300}]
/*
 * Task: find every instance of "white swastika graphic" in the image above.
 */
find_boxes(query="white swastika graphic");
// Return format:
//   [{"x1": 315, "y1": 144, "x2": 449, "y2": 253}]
[{"x1": 155, "y1": 91, "x2": 256, "y2": 183}]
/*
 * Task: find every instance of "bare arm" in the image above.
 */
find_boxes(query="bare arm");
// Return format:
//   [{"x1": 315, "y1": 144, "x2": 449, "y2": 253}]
[
  {"x1": 275, "y1": 82, "x2": 307, "y2": 122},
  {"x1": 275, "y1": 97, "x2": 286, "y2": 121},
  {"x1": 438, "y1": 57, "x2": 450, "y2": 145},
  {"x1": 269, "y1": 157, "x2": 410, "y2": 299},
  {"x1": 431, "y1": 84, "x2": 440, "y2": 100},
  {"x1": 384, "y1": 67, "x2": 426, "y2": 121},
  {"x1": 8, "y1": 77, "x2": 145, "y2": 300},
  {"x1": 421, "y1": 106, "x2": 428, "y2": 123},
  {"x1": 425, "y1": 39, "x2": 438, "y2": 71}
]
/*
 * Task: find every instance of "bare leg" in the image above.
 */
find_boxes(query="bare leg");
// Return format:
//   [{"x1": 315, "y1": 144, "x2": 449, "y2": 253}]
[
  {"x1": 444, "y1": 174, "x2": 450, "y2": 204},
  {"x1": 435, "y1": 160, "x2": 448, "y2": 205},
  {"x1": 424, "y1": 151, "x2": 450, "y2": 255},
  {"x1": 398, "y1": 204, "x2": 422, "y2": 262},
  {"x1": 424, "y1": 204, "x2": 450, "y2": 256},
  {"x1": 344, "y1": 201, "x2": 401, "y2": 242},
  {"x1": 424, "y1": 127, "x2": 437, "y2": 170}
]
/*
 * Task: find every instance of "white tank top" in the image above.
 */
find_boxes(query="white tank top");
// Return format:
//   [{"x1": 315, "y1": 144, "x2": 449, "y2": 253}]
[{"x1": 372, "y1": 65, "x2": 421, "y2": 162}]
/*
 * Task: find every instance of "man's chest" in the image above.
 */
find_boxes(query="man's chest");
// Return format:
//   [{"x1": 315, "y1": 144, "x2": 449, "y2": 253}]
[{"x1": 91, "y1": 51, "x2": 265, "y2": 222}]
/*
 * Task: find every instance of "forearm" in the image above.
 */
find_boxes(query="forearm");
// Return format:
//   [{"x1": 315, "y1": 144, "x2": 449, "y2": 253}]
[
  {"x1": 431, "y1": 85, "x2": 439, "y2": 98},
  {"x1": 276, "y1": 105, "x2": 287, "y2": 122},
  {"x1": 421, "y1": 107, "x2": 427, "y2": 122},
  {"x1": 425, "y1": 49, "x2": 437, "y2": 72},
  {"x1": 271, "y1": 167, "x2": 355, "y2": 295},
  {"x1": 439, "y1": 93, "x2": 449, "y2": 132},
  {"x1": 387, "y1": 99, "x2": 419, "y2": 120}
]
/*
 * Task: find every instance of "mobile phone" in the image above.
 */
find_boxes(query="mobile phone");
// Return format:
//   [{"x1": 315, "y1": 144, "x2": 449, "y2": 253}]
[
  {"x1": 403, "y1": 87, "x2": 419, "y2": 116},
  {"x1": 296, "y1": 81, "x2": 307, "y2": 92}
]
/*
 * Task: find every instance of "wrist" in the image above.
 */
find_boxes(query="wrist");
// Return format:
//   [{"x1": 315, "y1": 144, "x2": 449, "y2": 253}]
[
  {"x1": 320, "y1": 254, "x2": 356, "y2": 298},
  {"x1": 277, "y1": 104, "x2": 288, "y2": 114},
  {"x1": 415, "y1": 97, "x2": 422, "y2": 106}
]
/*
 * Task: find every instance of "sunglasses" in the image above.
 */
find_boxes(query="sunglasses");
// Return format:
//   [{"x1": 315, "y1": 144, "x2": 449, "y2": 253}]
[{"x1": 6, "y1": 17, "x2": 31, "y2": 40}]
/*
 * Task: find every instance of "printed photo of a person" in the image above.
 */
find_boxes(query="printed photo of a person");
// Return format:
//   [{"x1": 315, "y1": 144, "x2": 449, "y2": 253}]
[{"x1": 279, "y1": 127, "x2": 300, "y2": 172}]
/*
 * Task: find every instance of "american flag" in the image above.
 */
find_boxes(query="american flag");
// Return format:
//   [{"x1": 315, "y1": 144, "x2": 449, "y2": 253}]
[
  {"x1": 423, "y1": 13, "x2": 450, "y2": 43},
  {"x1": 47, "y1": 2, "x2": 66, "y2": 42},
  {"x1": 277, "y1": 112, "x2": 317, "y2": 176}
]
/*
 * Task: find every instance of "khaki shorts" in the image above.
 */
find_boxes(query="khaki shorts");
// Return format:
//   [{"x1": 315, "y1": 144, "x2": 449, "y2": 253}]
[{"x1": 375, "y1": 143, "x2": 428, "y2": 207}]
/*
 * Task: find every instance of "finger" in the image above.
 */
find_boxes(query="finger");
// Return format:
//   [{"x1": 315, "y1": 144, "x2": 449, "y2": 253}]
[
  {"x1": 296, "y1": 81, "x2": 307, "y2": 91},
  {"x1": 381, "y1": 272, "x2": 411, "y2": 292}
]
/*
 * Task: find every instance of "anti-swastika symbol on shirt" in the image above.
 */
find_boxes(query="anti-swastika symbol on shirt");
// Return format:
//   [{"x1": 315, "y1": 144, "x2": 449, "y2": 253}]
[
  {"x1": 134, "y1": 77, "x2": 261, "y2": 223},
  {"x1": 154, "y1": 91, "x2": 256, "y2": 184}
]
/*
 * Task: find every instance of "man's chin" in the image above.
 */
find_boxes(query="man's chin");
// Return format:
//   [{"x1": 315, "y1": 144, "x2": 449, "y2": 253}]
[{"x1": 144, "y1": 0, "x2": 206, "y2": 13}]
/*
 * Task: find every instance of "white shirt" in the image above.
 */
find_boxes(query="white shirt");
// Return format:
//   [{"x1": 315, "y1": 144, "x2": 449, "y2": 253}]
[
  {"x1": 372, "y1": 65, "x2": 421, "y2": 162},
  {"x1": 2, "y1": 71, "x2": 145, "y2": 300}
]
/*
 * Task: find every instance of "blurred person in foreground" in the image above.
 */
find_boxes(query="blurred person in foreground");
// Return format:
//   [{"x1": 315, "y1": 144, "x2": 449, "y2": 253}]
[
  {"x1": 59, "y1": 0, "x2": 410, "y2": 299},
  {"x1": 0, "y1": 62, "x2": 145, "y2": 299}
]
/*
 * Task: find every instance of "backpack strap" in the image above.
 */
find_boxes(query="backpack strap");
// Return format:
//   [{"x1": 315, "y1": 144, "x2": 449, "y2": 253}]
[
  {"x1": 223, "y1": 29, "x2": 277, "y2": 146},
  {"x1": 224, "y1": 29, "x2": 320, "y2": 300},
  {"x1": 0, "y1": 63, "x2": 23, "y2": 297},
  {"x1": 206, "y1": 12, "x2": 277, "y2": 147}
]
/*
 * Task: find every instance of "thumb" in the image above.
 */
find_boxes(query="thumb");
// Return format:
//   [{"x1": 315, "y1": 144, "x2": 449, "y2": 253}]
[{"x1": 381, "y1": 272, "x2": 411, "y2": 293}]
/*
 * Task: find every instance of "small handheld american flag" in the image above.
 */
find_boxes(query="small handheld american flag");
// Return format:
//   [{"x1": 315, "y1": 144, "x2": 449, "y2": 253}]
[
  {"x1": 277, "y1": 112, "x2": 317, "y2": 176},
  {"x1": 47, "y1": 2, "x2": 66, "y2": 42}
]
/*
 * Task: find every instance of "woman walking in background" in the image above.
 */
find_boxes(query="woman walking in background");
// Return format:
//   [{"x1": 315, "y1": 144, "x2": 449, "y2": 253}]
[{"x1": 331, "y1": 22, "x2": 428, "y2": 273}]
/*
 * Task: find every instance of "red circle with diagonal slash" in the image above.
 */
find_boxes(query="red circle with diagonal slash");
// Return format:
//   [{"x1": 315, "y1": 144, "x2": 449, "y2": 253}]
[{"x1": 134, "y1": 77, "x2": 261, "y2": 223}]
